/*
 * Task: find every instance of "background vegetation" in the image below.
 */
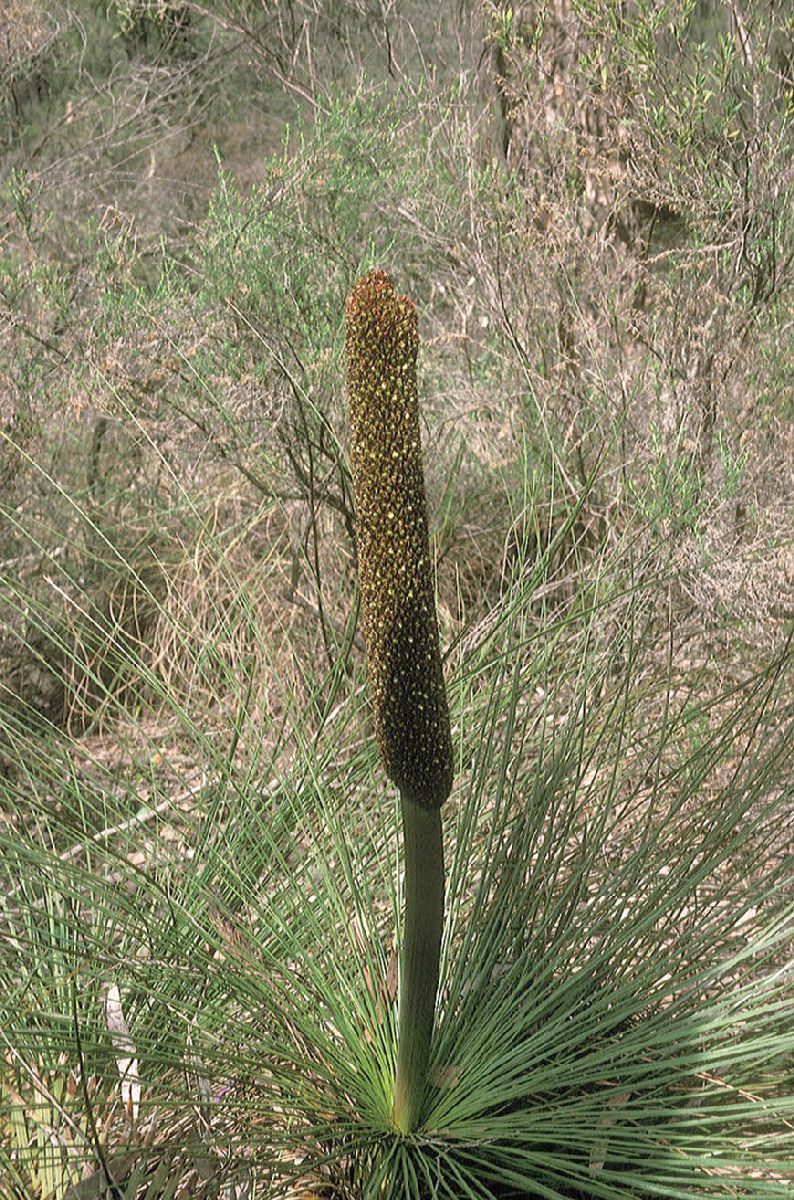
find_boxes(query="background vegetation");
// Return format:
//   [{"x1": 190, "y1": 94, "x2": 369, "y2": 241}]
[{"x1": 1, "y1": 2, "x2": 792, "y2": 1198}]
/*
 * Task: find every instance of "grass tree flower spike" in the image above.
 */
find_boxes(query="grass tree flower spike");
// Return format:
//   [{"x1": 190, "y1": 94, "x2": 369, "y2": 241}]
[
  {"x1": 345, "y1": 271, "x2": 454, "y2": 809},
  {"x1": 345, "y1": 270, "x2": 453, "y2": 1134}
]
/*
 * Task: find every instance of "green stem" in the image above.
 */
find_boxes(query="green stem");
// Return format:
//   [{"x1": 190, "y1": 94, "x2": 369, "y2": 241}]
[{"x1": 391, "y1": 791, "x2": 444, "y2": 1135}]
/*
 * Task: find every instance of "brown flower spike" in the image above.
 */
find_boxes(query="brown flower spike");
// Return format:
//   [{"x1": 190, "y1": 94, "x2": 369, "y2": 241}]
[{"x1": 345, "y1": 271, "x2": 453, "y2": 810}]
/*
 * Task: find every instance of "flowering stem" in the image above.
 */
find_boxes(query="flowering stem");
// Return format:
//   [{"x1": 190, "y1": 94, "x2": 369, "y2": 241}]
[
  {"x1": 391, "y1": 791, "x2": 444, "y2": 1135},
  {"x1": 344, "y1": 270, "x2": 453, "y2": 1136}
]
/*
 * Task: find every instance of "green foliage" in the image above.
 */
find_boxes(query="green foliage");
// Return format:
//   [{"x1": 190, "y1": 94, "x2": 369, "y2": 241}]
[
  {"x1": 185, "y1": 87, "x2": 460, "y2": 356},
  {"x1": 1, "y1": 532, "x2": 792, "y2": 1196},
  {"x1": 628, "y1": 422, "x2": 704, "y2": 534}
]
